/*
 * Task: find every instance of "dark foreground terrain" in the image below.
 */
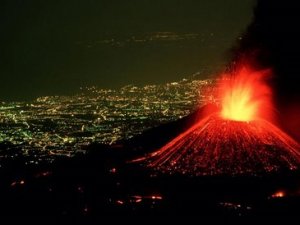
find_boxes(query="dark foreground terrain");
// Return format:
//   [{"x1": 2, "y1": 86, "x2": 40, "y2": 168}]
[{"x1": 1, "y1": 140, "x2": 300, "y2": 225}]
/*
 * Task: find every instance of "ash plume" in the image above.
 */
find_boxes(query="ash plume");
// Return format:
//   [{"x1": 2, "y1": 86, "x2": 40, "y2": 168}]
[{"x1": 231, "y1": 0, "x2": 300, "y2": 140}]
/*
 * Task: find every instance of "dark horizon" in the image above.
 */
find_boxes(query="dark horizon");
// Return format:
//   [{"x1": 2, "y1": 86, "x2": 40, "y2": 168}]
[{"x1": 0, "y1": 0, "x2": 255, "y2": 101}]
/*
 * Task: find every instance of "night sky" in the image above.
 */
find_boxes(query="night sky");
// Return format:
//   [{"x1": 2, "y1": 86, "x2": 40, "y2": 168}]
[{"x1": 1, "y1": 0, "x2": 255, "y2": 101}]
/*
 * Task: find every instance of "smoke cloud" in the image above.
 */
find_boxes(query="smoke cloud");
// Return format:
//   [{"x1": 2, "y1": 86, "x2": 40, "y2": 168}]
[{"x1": 230, "y1": 0, "x2": 300, "y2": 140}]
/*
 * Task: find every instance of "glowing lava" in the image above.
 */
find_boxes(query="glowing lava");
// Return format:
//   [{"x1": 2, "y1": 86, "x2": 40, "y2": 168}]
[
  {"x1": 133, "y1": 63, "x2": 300, "y2": 176},
  {"x1": 145, "y1": 116, "x2": 300, "y2": 175},
  {"x1": 219, "y1": 66, "x2": 272, "y2": 122}
]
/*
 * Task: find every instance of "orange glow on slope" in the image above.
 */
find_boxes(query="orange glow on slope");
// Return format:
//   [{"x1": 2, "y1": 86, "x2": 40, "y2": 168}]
[{"x1": 219, "y1": 66, "x2": 272, "y2": 122}]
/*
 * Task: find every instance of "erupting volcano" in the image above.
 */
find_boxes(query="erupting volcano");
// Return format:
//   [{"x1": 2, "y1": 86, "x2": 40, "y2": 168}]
[
  {"x1": 134, "y1": 63, "x2": 300, "y2": 176},
  {"x1": 219, "y1": 66, "x2": 272, "y2": 122}
]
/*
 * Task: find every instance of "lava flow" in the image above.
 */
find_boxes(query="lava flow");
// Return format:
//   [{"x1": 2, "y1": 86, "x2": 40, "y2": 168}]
[{"x1": 134, "y1": 63, "x2": 300, "y2": 176}]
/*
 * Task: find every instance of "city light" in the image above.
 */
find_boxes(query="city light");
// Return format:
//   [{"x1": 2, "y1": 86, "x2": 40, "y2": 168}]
[{"x1": 0, "y1": 78, "x2": 214, "y2": 163}]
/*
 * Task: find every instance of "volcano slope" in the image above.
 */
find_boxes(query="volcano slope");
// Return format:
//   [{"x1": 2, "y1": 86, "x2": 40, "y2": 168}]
[{"x1": 135, "y1": 114, "x2": 300, "y2": 176}]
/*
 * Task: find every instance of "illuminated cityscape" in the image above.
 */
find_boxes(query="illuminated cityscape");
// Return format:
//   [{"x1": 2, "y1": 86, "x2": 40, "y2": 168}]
[{"x1": 0, "y1": 78, "x2": 214, "y2": 161}]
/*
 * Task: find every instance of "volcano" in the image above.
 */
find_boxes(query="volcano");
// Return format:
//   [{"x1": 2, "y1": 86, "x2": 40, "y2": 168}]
[
  {"x1": 136, "y1": 114, "x2": 300, "y2": 176},
  {"x1": 133, "y1": 63, "x2": 300, "y2": 176}
]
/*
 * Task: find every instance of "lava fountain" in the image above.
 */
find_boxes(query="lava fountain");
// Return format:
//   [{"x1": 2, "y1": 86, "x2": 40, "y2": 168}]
[
  {"x1": 219, "y1": 66, "x2": 272, "y2": 122},
  {"x1": 133, "y1": 63, "x2": 300, "y2": 176}
]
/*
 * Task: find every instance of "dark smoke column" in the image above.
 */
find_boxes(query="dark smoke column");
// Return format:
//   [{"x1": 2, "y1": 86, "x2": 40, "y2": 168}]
[{"x1": 232, "y1": 0, "x2": 300, "y2": 140}]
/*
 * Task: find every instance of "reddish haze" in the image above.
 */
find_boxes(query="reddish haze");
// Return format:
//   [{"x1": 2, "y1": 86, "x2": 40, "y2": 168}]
[{"x1": 280, "y1": 105, "x2": 300, "y2": 142}]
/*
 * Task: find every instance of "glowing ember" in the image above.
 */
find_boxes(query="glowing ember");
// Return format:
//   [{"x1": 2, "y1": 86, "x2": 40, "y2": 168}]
[
  {"x1": 219, "y1": 66, "x2": 272, "y2": 122},
  {"x1": 271, "y1": 191, "x2": 285, "y2": 198},
  {"x1": 133, "y1": 63, "x2": 300, "y2": 176}
]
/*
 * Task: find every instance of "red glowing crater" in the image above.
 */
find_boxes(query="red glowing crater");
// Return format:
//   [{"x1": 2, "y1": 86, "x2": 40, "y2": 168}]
[{"x1": 134, "y1": 63, "x2": 300, "y2": 176}]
